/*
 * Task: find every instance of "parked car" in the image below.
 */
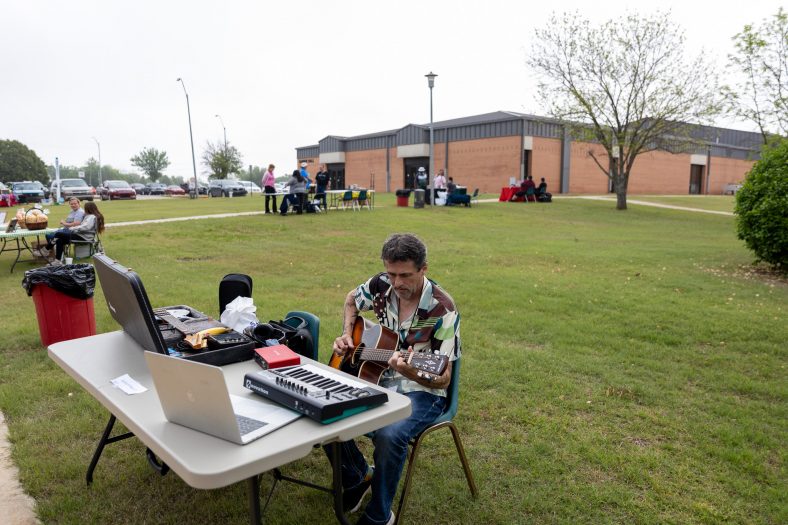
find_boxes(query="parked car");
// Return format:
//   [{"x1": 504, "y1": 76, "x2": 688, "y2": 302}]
[
  {"x1": 99, "y1": 180, "x2": 137, "y2": 201},
  {"x1": 31, "y1": 181, "x2": 51, "y2": 199},
  {"x1": 50, "y1": 178, "x2": 94, "y2": 201},
  {"x1": 208, "y1": 179, "x2": 247, "y2": 197},
  {"x1": 143, "y1": 183, "x2": 167, "y2": 195},
  {"x1": 130, "y1": 183, "x2": 146, "y2": 193},
  {"x1": 10, "y1": 181, "x2": 45, "y2": 203},
  {"x1": 239, "y1": 181, "x2": 262, "y2": 194},
  {"x1": 164, "y1": 185, "x2": 186, "y2": 196}
]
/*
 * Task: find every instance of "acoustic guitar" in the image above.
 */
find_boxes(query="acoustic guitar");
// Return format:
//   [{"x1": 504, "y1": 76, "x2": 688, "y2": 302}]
[{"x1": 329, "y1": 317, "x2": 448, "y2": 385}]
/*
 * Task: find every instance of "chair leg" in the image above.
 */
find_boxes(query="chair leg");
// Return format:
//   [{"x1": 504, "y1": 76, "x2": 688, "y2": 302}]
[
  {"x1": 394, "y1": 421, "x2": 477, "y2": 525},
  {"x1": 446, "y1": 421, "x2": 478, "y2": 498}
]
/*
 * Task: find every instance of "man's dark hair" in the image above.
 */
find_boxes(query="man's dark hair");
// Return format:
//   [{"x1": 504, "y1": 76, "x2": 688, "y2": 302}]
[{"x1": 381, "y1": 233, "x2": 427, "y2": 269}]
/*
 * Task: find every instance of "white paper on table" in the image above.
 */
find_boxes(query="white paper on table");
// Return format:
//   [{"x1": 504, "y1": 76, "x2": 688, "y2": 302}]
[{"x1": 110, "y1": 374, "x2": 148, "y2": 395}]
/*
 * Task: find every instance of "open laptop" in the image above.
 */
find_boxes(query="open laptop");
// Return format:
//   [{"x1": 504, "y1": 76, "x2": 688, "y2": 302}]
[{"x1": 145, "y1": 351, "x2": 301, "y2": 445}]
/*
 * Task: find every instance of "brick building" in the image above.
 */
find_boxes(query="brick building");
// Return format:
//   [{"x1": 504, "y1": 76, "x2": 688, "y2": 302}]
[{"x1": 295, "y1": 111, "x2": 762, "y2": 195}]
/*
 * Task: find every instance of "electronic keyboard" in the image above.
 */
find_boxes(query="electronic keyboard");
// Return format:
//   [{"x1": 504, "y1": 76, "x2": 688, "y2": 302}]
[{"x1": 243, "y1": 364, "x2": 388, "y2": 424}]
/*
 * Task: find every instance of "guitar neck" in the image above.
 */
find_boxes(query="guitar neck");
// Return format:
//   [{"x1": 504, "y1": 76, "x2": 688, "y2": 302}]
[
  {"x1": 359, "y1": 348, "x2": 397, "y2": 363},
  {"x1": 358, "y1": 347, "x2": 448, "y2": 376},
  {"x1": 153, "y1": 308, "x2": 193, "y2": 335}
]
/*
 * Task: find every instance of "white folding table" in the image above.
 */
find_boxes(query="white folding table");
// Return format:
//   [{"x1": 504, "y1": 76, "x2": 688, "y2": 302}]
[{"x1": 48, "y1": 331, "x2": 411, "y2": 524}]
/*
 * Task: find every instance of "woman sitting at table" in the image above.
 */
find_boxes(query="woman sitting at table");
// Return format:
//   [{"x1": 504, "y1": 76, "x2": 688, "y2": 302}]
[
  {"x1": 45, "y1": 201, "x2": 105, "y2": 264},
  {"x1": 279, "y1": 169, "x2": 307, "y2": 215}
]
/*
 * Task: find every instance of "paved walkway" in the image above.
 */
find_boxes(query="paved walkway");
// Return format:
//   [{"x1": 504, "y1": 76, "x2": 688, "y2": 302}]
[
  {"x1": 0, "y1": 413, "x2": 39, "y2": 525},
  {"x1": 573, "y1": 196, "x2": 733, "y2": 216},
  {"x1": 0, "y1": 193, "x2": 730, "y2": 522}
]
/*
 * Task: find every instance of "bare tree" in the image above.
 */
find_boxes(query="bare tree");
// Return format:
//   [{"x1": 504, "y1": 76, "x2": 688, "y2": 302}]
[
  {"x1": 528, "y1": 11, "x2": 722, "y2": 209},
  {"x1": 724, "y1": 8, "x2": 788, "y2": 143}
]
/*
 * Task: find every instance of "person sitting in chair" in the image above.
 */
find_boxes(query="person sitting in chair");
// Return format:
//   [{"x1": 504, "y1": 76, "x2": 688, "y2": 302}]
[
  {"x1": 280, "y1": 169, "x2": 307, "y2": 215},
  {"x1": 39, "y1": 197, "x2": 84, "y2": 259},
  {"x1": 47, "y1": 201, "x2": 105, "y2": 264},
  {"x1": 510, "y1": 175, "x2": 536, "y2": 202},
  {"x1": 330, "y1": 233, "x2": 460, "y2": 525},
  {"x1": 537, "y1": 177, "x2": 547, "y2": 196}
]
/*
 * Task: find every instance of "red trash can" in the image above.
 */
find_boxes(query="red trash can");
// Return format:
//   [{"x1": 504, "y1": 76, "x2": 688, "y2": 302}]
[
  {"x1": 396, "y1": 189, "x2": 411, "y2": 207},
  {"x1": 31, "y1": 283, "x2": 96, "y2": 347}
]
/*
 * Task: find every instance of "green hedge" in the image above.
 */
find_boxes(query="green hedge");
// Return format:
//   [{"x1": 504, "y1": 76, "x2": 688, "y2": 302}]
[{"x1": 735, "y1": 138, "x2": 788, "y2": 272}]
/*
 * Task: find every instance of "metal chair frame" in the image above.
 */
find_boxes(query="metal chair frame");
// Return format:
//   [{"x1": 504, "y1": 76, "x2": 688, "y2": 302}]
[
  {"x1": 68, "y1": 233, "x2": 103, "y2": 261},
  {"x1": 393, "y1": 358, "x2": 477, "y2": 524}
]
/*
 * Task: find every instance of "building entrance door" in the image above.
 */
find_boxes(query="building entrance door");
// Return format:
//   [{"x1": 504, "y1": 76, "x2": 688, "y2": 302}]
[
  {"x1": 403, "y1": 157, "x2": 429, "y2": 190},
  {"x1": 327, "y1": 163, "x2": 345, "y2": 190},
  {"x1": 689, "y1": 164, "x2": 704, "y2": 194}
]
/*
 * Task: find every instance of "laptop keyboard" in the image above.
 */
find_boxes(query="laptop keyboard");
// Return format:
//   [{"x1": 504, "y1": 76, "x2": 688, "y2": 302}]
[{"x1": 236, "y1": 414, "x2": 268, "y2": 435}]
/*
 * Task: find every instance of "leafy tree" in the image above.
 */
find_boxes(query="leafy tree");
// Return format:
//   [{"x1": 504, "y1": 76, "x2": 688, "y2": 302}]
[
  {"x1": 724, "y1": 8, "x2": 788, "y2": 143},
  {"x1": 201, "y1": 141, "x2": 242, "y2": 179},
  {"x1": 0, "y1": 140, "x2": 47, "y2": 184},
  {"x1": 735, "y1": 138, "x2": 788, "y2": 272},
  {"x1": 528, "y1": 11, "x2": 722, "y2": 210},
  {"x1": 130, "y1": 147, "x2": 170, "y2": 182}
]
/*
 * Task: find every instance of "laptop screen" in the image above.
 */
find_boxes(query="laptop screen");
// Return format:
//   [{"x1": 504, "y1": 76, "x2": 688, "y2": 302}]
[{"x1": 93, "y1": 253, "x2": 168, "y2": 354}]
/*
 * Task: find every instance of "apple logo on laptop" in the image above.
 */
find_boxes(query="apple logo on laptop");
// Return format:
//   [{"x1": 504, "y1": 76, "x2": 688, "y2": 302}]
[{"x1": 186, "y1": 390, "x2": 195, "y2": 403}]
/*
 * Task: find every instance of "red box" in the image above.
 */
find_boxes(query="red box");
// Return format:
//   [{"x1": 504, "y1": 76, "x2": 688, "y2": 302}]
[
  {"x1": 254, "y1": 345, "x2": 301, "y2": 369},
  {"x1": 31, "y1": 285, "x2": 96, "y2": 347}
]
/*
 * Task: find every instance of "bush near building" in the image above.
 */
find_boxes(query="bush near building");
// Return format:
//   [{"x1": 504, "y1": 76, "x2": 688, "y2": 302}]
[{"x1": 735, "y1": 138, "x2": 788, "y2": 272}]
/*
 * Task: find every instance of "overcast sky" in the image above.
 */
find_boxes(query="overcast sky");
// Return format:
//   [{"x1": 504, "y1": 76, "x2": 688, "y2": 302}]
[{"x1": 1, "y1": 0, "x2": 782, "y2": 182}]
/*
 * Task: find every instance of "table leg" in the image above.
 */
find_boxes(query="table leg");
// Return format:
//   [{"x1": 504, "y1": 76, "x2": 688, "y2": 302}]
[
  {"x1": 10, "y1": 238, "x2": 23, "y2": 273},
  {"x1": 247, "y1": 475, "x2": 262, "y2": 525},
  {"x1": 329, "y1": 442, "x2": 352, "y2": 525},
  {"x1": 86, "y1": 413, "x2": 135, "y2": 485}
]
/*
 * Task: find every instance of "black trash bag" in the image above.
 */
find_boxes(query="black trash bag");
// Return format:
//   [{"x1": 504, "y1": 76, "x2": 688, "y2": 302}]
[
  {"x1": 22, "y1": 263, "x2": 95, "y2": 300},
  {"x1": 395, "y1": 189, "x2": 411, "y2": 197}
]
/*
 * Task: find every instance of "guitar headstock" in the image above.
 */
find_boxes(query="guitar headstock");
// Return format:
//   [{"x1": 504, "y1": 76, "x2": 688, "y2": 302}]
[{"x1": 409, "y1": 353, "x2": 448, "y2": 375}]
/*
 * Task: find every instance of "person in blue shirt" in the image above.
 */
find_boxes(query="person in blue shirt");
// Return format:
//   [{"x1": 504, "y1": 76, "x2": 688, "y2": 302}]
[{"x1": 300, "y1": 162, "x2": 311, "y2": 190}]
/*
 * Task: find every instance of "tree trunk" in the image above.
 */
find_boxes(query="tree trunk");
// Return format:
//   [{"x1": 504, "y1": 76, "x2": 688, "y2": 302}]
[{"x1": 615, "y1": 172, "x2": 628, "y2": 210}]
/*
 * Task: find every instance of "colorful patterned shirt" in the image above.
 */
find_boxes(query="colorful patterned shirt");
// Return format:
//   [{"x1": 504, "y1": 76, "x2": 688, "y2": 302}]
[{"x1": 353, "y1": 272, "x2": 461, "y2": 397}]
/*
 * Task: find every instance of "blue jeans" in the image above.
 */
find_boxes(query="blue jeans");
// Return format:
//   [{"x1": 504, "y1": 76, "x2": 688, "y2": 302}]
[{"x1": 335, "y1": 391, "x2": 446, "y2": 524}]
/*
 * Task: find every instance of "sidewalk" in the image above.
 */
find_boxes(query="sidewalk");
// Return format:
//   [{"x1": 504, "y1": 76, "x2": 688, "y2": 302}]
[{"x1": 0, "y1": 412, "x2": 39, "y2": 525}]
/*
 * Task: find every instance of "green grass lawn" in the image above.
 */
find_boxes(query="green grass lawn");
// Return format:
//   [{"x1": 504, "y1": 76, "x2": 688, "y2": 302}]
[{"x1": 0, "y1": 195, "x2": 785, "y2": 524}]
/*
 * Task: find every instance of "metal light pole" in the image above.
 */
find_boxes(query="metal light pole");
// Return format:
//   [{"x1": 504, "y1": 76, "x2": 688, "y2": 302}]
[
  {"x1": 215, "y1": 114, "x2": 227, "y2": 150},
  {"x1": 177, "y1": 78, "x2": 198, "y2": 198},
  {"x1": 425, "y1": 71, "x2": 437, "y2": 205},
  {"x1": 91, "y1": 137, "x2": 101, "y2": 187}
]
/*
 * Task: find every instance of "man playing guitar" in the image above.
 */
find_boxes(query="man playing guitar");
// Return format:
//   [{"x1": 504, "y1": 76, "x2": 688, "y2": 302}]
[{"x1": 331, "y1": 233, "x2": 461, "y2": 525}]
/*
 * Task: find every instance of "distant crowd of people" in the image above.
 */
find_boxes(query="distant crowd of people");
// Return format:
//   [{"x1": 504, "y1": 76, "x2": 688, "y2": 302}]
[
  {"x1": 509, "y1": 176, "x2": 551, "y2": 202},
  {"x1": 262, "y1": 162, "x2": 330, "y2": 215}
]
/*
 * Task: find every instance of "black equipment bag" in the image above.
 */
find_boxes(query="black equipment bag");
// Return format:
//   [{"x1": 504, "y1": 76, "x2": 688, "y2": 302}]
[
  {"x1": 219, "y1": 273, "x2": 253, "y2": 316},
  {"x1": 244, "y1": 315, "x2": 314, "y2": 358}
]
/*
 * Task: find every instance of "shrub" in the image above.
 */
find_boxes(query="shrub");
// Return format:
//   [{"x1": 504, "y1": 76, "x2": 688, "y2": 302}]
[{"x1": 735, "y1": 138, "x2": 788, "y2": 272}]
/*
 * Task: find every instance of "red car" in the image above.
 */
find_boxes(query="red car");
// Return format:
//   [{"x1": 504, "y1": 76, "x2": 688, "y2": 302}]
[
  {"x1": 165, "y1": 185, "x2": 186, "y2": 196},
  {"x1": 99, "y1": 180, "x2": 137, "y2": 200}
]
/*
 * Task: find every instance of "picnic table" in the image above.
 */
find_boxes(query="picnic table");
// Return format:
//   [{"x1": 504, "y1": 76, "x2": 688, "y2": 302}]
[{"x1": 0, "y1": 227, "x2": 58, "y2": 273}]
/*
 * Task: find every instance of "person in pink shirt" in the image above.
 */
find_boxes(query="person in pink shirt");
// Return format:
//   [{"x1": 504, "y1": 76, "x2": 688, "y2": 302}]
[{"x1": 262, "y1": 164, "x2": 277, "y2": 214}]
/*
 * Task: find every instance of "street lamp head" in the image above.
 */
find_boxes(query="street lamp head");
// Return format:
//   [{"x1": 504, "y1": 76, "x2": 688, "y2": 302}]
[
  {"x1": 176, "y1": 77, "x2": 182, "y2": 82},
  {"x1": 425, "y1": 71, "x2": 437, "y2": 88}
]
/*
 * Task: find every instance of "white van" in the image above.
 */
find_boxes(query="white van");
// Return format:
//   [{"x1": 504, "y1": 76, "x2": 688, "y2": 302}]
[{"x1": 239, "y1": 181, "x2": 262, "y2": 194}]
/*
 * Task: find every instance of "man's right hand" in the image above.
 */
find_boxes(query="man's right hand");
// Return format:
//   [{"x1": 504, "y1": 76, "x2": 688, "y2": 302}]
[{"x1": 332, "y1": 333, "x2": 355, "y2": 357}]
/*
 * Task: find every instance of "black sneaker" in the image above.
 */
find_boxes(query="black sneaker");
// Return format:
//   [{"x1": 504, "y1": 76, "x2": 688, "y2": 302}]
[{"x1": 343, "y1": 478, "x2": 372, "y2": 514}]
